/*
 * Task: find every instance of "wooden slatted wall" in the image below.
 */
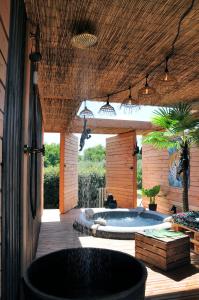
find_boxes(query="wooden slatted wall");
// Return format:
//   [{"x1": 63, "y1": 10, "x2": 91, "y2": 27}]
[
  {"x1": 60, "y1": 133, "x2": 78, "y2": 213},
  {"x1": 106, "y1": 132, "x2": 137, "y2": 208},
  {"x1": 0, "y1": 0, "x2": 10, "y2": 297},
  {"x1": 142, "y1": 145, "x2": 199, "y2": 214}
]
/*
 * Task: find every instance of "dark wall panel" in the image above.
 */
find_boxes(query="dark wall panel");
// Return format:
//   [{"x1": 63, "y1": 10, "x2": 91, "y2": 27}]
[{"x1": 2, "y1": 1, "x2": 28, "y2": 299}]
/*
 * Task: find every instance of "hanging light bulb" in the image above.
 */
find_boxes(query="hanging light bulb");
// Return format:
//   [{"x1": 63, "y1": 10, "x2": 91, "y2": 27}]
[
  {"x1": 79, "y1": 100, "x2": 94, "y2": 118},
  {"x1": 99, "y1": 95, "x2": 116, "y2": 116},
  {"x1": 120, "y1": 86, "x2": 140, "y2": 113},
  {"x1": 157, "y1": 56, "x2": 177, "y2": 93},
  {"x1": 138, "y1": 74, "x2": 159, "y2": 104}
]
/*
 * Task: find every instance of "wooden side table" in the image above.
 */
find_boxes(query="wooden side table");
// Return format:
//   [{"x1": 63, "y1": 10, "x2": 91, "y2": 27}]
[{"x1": 135, "y1": 230, "x2": 190, "y2": 271}]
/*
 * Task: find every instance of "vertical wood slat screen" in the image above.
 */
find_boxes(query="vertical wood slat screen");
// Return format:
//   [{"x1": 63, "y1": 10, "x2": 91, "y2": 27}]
[
  {"x1": 60, "y1": 133, "x2": 78, "y2": 213},
  {"x1": 106, "y1": 132, "x2": 137, "y2": 208},
  {"x1": 142, "y1": 144, "x2": 199, "y2": 214}
]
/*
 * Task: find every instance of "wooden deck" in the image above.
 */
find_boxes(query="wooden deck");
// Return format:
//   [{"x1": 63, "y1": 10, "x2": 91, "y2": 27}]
[{"x1": 37, "y1": 209, "x2": 199, "y2": 300}]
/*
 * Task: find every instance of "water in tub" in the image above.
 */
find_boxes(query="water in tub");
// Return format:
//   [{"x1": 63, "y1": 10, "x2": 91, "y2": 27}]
[{"x1": 102, "y1": 214, "x2": 162, "y2": 227}]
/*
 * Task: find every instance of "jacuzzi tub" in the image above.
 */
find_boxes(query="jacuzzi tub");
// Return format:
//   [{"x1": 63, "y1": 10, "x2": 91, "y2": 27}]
[{"x1": 73, "y1": 208, "x2": 171, "y2": 239}]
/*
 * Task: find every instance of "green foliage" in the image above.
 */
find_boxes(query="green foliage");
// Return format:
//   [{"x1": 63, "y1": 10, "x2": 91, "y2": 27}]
[
  {"x1": 83, "y1": 145, "x2": 106, "y2": 162},
  {"x1": 78, "y1": 145, "x2": 106, "y2": 207},
  {"x1": 78, "y1": 174, "x2": 105, "y2": 207},
  {"x1": 137, "y1": 158, "x2": 142, "y2": 189},
  {"x1": 78, "y1": 154, "x2": 83, "y2": 161},
  {"x1": 44, "y1": 166, "x2": 59, "y2": 208},
  {"x1": 143, "y1": 131, "x2": 179, "y2": 150},
  {"x1": 144, "y1": 103, "x2": 199, "y2": 149},
  {"x1": 44, "y1": 143, "x2": 60, "y2": 208},
  {"x1": 78, "y1": 160, "x2": 105, "y2": 176},
  {"x1": 142, "y1": 185, "x2": 160, "y2": 204},
  {"x1": 44, "y1": 143, "x2": 60, "y2": 167}
]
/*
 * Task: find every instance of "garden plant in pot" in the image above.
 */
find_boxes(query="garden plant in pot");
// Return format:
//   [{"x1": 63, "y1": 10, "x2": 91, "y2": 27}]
[{"x1": 142, "y1": 185, "x2": 160, "y2": 211}]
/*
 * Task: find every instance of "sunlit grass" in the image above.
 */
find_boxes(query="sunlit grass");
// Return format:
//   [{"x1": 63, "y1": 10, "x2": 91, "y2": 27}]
[{"x1": 78, "y1": 160, "x2": 105, "y2": 176}]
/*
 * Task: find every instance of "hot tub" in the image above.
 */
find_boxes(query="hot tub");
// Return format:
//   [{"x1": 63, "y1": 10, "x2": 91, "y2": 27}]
[
  {"x1": 24, "y1": 248, "x2": 147, "y2": 300},
  {"x1": 73, "y1": 208, "x2": 171, "y2": 239}
]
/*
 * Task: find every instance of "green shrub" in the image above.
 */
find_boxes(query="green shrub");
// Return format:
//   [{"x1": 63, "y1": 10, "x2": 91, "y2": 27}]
[
  {"x1": 78, "y1": 160, "x2": 105, "y2": 176},
  {"x1": 137, "y1": 159, "x2": 142, "y2": 189},
  {"x1": 78, "y1": 173, "x2": 105, "y2": 207},
  {"x1": 83, "y1": 145, "x2": 106, "y2": 161},
  {"x1": 44, "y1": 143, "x2": 60, "y2": 167},
  {"x1": 44, "y1": 166, "x2": 59, "y2": 208}
]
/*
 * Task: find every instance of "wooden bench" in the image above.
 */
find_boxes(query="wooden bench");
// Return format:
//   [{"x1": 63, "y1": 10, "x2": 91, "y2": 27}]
[
  {"x1": 172, "y1": 223, "x2": 199, "y2": 254},
  {"x1": 135, "y1": 231, "x2": 190, "y2": 271}
]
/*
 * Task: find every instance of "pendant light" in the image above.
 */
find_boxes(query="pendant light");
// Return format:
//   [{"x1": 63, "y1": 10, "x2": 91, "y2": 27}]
[
  {"x1": 99, "y1": 95, "x2": 116, "y2": 116},
  {"x1": 157, "y1": 56, "x2": 177, "y2": 93},
  {"x1": 120, "y1": 86, "x2": 140, "y2": 113},
  {"x1": 79, "y1": 100, "x2": 94, "y2": 118},
  {"x1": 71, "y1": 32, "x2": 97, "y2": 49},
  {"x1": 138, "y1": 74, "x2": 159, "y2": 104}
]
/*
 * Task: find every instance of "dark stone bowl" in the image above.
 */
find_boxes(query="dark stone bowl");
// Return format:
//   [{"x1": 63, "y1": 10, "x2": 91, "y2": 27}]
[{"x1": 23, "y1": 248, "x2": 147, "y2": 300}]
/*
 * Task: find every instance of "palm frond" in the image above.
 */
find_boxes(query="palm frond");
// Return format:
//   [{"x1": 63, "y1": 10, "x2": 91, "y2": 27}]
[
  {"x1": 152, "y1": 115, "x2": 174, "y2": 130},
  {"x1": 143, "y1": 132, "x2": 179, "y2": 149},
  {"x1": 152, "y1": 107, "x2": 174, "y2": 129},
  {"x1": 170, "y1": 103, "x2": 192, "y2": 120},
  {"x1": 170, "y1": 116, "x2": 199, "y2": 133},
  {"x1": 152, "y1": 103, "x2": 199, "y2": 133},
  {"x1": 188, "y1": 128, "x2": 199, "y2": 146},
  {"x1": 146, "y1": 103, "x2": 199, "y2": 150}
]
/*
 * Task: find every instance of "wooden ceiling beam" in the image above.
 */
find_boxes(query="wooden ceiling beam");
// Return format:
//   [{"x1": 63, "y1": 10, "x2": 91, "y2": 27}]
[{"x1": 70, "y1": 117, "x2": 155, "y2": 134}]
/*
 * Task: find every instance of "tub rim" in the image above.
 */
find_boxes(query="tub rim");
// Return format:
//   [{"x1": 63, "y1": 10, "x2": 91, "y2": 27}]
[
  {"x1": 74, "y1": 208, "x2": 171, "y2": 238},
  {"x1": 23, "y1": 247, "x2": 148, "y2": 300}
]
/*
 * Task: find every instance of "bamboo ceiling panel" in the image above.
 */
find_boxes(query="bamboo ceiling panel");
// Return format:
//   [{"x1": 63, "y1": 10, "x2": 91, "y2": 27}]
[{"x1": 25, "y1": 0, "x2": 199, "y2": 132}]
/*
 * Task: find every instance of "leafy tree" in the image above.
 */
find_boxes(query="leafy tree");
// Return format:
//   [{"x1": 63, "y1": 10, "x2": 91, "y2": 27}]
[
  {"x1": 78, "y1": 160, "x2": 105, "y2": 176},
  {"x1": 78, "y1": 154, "x2": 83, "y2": 161},
  {"x1": 44, "y1": 143, "x2": 60, "y2": 167},
  {"x1": 83, "y1": 145, "x2": 105, "y2": 162},
  {"x1": 143, "y1": 103, "x2": 199, "y2": 211}
]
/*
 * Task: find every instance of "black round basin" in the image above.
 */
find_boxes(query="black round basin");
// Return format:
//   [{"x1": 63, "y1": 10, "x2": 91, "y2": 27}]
[{"x1": 23, "y1": 248, "x2": 147, "y2": 300}]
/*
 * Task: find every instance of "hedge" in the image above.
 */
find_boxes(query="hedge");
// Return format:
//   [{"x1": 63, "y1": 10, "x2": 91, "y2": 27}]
[
  {"x1": 44, "y1": 159, "x2": 141, "y2": 208},
  {"x1": 78, "y1": 173, "x2": 105, "y2": 208},
  {"x1": 44, "y1": 166, "x2": 59, "y2": 208}
]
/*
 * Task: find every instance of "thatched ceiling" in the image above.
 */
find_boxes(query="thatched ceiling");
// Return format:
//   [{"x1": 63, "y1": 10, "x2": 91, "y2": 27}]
[{"x1": 25, "y1": 0, "x2": 199, "y2": 132}]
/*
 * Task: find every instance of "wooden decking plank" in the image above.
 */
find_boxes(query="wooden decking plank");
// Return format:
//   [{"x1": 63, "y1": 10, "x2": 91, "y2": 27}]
[{"x1": 37, "y1": 209, "x2": 199, "y2": 300}]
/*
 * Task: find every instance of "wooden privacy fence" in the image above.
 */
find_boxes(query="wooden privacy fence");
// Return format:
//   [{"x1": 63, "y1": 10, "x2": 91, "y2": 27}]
[{"x1": 97, "y1": 187, "x2": 107, "y2": 208}]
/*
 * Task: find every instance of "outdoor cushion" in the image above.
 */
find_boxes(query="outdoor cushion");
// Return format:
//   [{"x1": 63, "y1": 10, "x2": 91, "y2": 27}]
[{"x1": 172, "y1": 211, "x2": 199, "y2": 231}]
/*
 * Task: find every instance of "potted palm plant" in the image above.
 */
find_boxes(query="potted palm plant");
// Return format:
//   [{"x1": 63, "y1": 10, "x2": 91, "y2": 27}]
[
  {"x1": 143, "y1": 103, "x2": 199, "y2": 212},
  {"x1": 142, "y1": 185, "x2": 160, "y2": 211}
]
